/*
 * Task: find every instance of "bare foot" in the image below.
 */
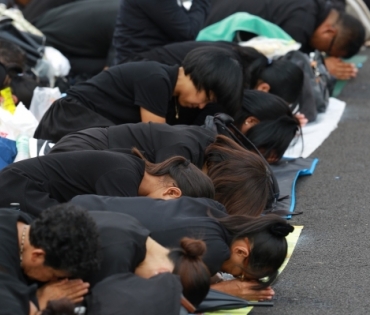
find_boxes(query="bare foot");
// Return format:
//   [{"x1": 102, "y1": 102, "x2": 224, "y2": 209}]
[
  {"x1": 37, "y1": 279, "x2": 90, "y2": 310},
  {"x1": 324, "y1": 57, "x2": 358, "y2": 80},
  {"x1": 211, "y1": 279, "x2": 275, "y2": 301}
]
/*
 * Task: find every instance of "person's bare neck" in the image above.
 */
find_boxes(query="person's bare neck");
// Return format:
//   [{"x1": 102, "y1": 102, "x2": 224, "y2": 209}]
[
  {"x1": 173, "y1": 67, "x2": 186, "y2": 96},
  {"x1": 135, "y1": 238, "x2": 173, "y2": 278}
]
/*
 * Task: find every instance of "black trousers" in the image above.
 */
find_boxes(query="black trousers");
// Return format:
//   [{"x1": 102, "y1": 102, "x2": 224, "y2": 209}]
[
  {"x1": 49, "y1": 127, "x2": 109, "y2": 154},
  {"x1": 34, "y1": 96, "x2": 115, "y2": 142}
]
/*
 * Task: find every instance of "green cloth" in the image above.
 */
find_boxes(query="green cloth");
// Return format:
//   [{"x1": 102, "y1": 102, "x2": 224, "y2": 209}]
[
  {"x1": 332, "y1": 55, "x2": 368, "y2": 97},
  {"x1": 196, "y1": 12, "x2": 293, "y2": 42}
]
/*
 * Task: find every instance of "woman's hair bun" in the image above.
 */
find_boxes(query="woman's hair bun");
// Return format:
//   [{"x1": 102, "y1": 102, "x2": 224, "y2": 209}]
[
  {"x1": 269, "y1": 222, "x2": 294, "y2": 237},
  {"x1": 180, "y1": 237, "x2": 206, "y2": 258}
]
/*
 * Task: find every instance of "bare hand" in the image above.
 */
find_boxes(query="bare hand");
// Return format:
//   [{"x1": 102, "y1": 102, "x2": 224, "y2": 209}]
[
  {"x1": 295, "y1": 112, "x2": 308, "y2": 127},
  {"x1": 211, "y1": 279, "x2": 274, "y2": 301},
  {"x1": 37, "y1": 279, "x2": 90, "y2": 310},
  {"x1": 324, "y1": 57, "x2": 358, "y2": 80}
]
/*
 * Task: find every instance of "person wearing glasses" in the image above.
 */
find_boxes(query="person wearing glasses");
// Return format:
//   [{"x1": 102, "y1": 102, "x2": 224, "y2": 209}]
[{"x1": 205, "y1": 0, "x2": 365, "y2": 80}]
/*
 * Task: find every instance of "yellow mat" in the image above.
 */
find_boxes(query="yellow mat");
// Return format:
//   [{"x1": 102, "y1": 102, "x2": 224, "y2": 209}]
[{"x1": 204, "y1": 226, "x2": 304, "y2": 315}]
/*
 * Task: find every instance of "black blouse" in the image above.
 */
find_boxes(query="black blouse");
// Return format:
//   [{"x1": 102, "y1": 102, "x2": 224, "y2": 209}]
[
  {"x1": 0, "y1": 151, "x2": 145, "y2": 217},
  {"x1": 84, "y1": 211, "x2": 150, "y2": 287},
  {"x1": 71, "y1": 196, "x2": 232, "y2": 275}
]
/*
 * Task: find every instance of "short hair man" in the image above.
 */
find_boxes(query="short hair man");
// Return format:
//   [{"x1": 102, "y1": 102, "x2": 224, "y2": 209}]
[{"x1": 206, "y1": 0, "x2": 365, "y2": 79}]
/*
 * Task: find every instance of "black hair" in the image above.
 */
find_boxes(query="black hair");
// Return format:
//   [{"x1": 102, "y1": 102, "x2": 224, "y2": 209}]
[
  {"x1": 248, "y1": 57, "x2": 304, "y2": 104},
  {"x1": 41, "y1": 299, "x2": 75, "y2": 315},
  {"x1": 233, "y1": 90, "x2": 301, "y2": 161},
  {"x1": 133, "y1": 148, "x2": 215, "y2": 199},
  {"x1": 10, "y1": 74, "x2": 39, "y2": 108},
  {"x1": 168, "y1": 238, "x2": 210, "y2": 306},
  {"x1": 336, "y1": 12, "x2": 365, "y2": 58},
  {"x1": 204, "y1": 135, "x2": 270, "y2": 216},
  {"x1": 29, "y1": 204, "x2": 101, "y2": 277},
  {"x1": 216, "y1": 214, "x2": 294, "y2": 288},
  {"x1": 182, "y1": 46, "x2": 244, "y2": 117},
  {"x1": 0, "y1": 38, "x2": 26, "y2": 72}
]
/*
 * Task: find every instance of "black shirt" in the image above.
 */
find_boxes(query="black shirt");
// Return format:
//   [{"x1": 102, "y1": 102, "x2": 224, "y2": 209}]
[
  {"x1": 113, "y1": 0, "x2": 210, "y2": 64},
  {"x1": 86, "y1": 273, "x2": 182, "y2": 315},
  {"x1": 0, "y1": 209, "x2": 29, "y2": 281},
  {"x1": 33, "y1": 0, "x2": 119, "y2": 59},
  {"x1": 67, "y1": 62, "x2": 179, "y2": 124},
  {"x1": 0, "y1": 272, "x2": 31, "y2": 315},
  {"x1": 49, "y1": 122, "x2": 216, "y2": 169},
  {"x1": 135, "y1": 41, "x2": 239, "y2": 65},
  {"x1": 206, "y1": 0, "x2": 331, "y2": 53},
  {"x1": 0, "y1": 151, "x2": 145, "y2": 216},
  {"x1": 71, "y1": 195, "x2": 232, "y2": 276},
  {"x1": 0, "y1": 209, "x2": 36, "y2": 314},
  {"x1": 84, "y1": 212, "x2": 150, "y2": 287},
  {"x1": 108, "y1": 122, "x2": 217, "y2": 168}
]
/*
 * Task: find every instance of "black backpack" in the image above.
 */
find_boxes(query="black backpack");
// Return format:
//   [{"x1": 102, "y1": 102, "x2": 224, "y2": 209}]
[{"x1": 281, "y1": 50, "x2": 334, "y2": 122}]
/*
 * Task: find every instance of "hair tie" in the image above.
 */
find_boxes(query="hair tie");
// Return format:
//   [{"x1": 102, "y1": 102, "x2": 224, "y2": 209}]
[
  {"x1": 183, "y1": 159, "x2": 190, "y2": 167},
  {"x1": 269, "y1": 223, "x2": 294, "y2": 237}
]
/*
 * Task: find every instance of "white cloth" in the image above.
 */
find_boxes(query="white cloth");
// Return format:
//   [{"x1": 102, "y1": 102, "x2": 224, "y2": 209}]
[{"x1": 284, "y1": 97, "x2": 346, "y2": 158}]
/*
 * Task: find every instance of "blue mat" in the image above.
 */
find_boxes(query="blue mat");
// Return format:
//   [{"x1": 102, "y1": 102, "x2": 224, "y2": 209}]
[{"x1": 271, "y1": 157, "x2": 319, "y2": 217}]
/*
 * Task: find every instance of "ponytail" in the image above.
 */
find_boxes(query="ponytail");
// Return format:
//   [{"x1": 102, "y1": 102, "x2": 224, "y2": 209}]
[
  {"x1": 169, "y1": 238, "x2": 210, "y2": 306},
  {"x1": 132, "y1": 148, "x2": 215, "y2": 199}
]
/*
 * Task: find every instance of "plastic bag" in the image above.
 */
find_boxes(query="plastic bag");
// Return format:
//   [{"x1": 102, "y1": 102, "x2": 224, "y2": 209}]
[
  {"x1": 239, "y1": 36, "x2": 301, "y2": 58},
  {"x1": 29, "y1": 87, "x2": 61, "y2": 121},
  {"x1": 0, "y1": 102, "x2": 39, "y2": 140},
  {"x1": 0, "y1": 136, "x2": 17, "y2": 170},
  {"x1": 44, "y1": 46, "x2": 71, "y2": 77}
]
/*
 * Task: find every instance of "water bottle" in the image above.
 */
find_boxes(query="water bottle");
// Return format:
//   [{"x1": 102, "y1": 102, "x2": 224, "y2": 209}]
[{"x1": 14, "y1": 135, "x2": 30, "y2": 162}]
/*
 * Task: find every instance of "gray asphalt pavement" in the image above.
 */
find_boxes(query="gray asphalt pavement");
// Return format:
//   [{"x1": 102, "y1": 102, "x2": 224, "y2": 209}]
[{"x1": 252, "y1": 47, "x2": 370, "y2": 315}]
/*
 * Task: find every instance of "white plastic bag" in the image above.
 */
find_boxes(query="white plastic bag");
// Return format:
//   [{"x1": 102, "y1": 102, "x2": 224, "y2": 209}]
[
  {"x1": 0, "y1": 102, "x2": 39, "y2": 140},
  {"x1": 44, "y1": 46, "x2": 71, "y2": 77},
  {"x1": 29, "y1": 87, "x2": 62, "y2": 122},
  {"x1": 239, "y1": 36, "x2": 301, "y2": 58}
]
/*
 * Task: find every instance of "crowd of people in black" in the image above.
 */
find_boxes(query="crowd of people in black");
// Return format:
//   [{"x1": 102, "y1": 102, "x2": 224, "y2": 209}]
[{"x1": 0, "y1": 0, "x2": 366, "y2": 314}]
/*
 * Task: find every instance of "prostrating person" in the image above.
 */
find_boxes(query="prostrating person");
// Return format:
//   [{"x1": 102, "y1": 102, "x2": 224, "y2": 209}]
[
  {"x1": 84, "y1": 211, "x2": 211, "y2": 307},
  {"x1": 206, "y1": 0, "x2": 365, "y2": 80},
  {"x1": 34, "y1": 47, "x2": 243, "y2": 142},
  {"x1": 0, "y1": 204, "x2": 100, "y2": 312},
  {"x1": 71, "y1": 195, "x2": 294, "y2": 301},
  {"x1": 0, "y1": 151, "x2": 214, "y2": 217}
]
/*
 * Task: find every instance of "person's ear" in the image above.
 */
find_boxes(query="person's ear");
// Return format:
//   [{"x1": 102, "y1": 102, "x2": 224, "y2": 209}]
[
  {"x1": 30, "y1": 249, "x2": 46, "y2": 264},
  {"x1": 256, "y1": 82, "x2": 270, "y2": 93},
  {"x1": 162, "y1": 187, "x2": 182, "y2": 200},
  {"x1": 244, "y1": 116, "x2": 260, "y2": 128},
  {"x1": 231, "y1": 238, "x2": 251, "y2": 258},
  {"x1": 234, "y1": 245, "x2": 250, "y2": 259}
]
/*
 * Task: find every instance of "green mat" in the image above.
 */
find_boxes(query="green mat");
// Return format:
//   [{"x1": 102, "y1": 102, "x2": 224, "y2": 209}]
[{"x1": 332, "y1": 55, "x2": 368, "y2": 97}]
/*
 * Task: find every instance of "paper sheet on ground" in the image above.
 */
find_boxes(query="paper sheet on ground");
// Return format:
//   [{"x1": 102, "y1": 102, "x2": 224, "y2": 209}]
[
  {"x1": 204, "y1": 226, "x2": 304, "y2": 315},
  {"x1": 284, "y1": 97, "x2": 346, "y2": 158}
]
